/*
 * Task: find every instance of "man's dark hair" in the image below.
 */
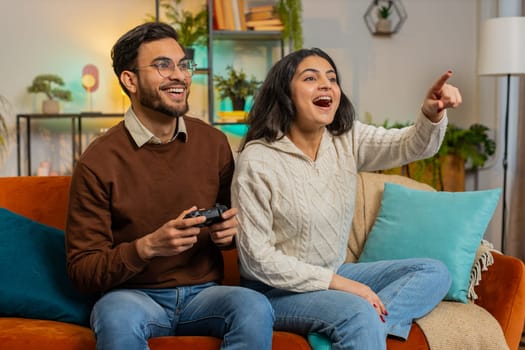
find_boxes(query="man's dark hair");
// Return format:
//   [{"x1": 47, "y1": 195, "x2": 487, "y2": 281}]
[
  {"x1": 241, "y1": 47, "x2": 355, "y2": 151},
  {"x1": 111, "y1": 22, "x2": 179, "y2": 95}
]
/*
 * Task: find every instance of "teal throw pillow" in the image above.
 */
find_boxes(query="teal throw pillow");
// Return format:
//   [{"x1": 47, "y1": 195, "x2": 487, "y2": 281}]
[
  {"x1": 308, "y1": 333, "x2": 332, "y2": 350},
  {"x1": 0, "y1": 208, "x2": 96, "y2": 326},
  {"x1": 358, "y1": 183, "x2": 500, "y2": 303}
]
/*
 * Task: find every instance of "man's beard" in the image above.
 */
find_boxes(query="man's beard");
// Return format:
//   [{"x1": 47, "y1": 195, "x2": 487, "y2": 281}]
[{"x1": 139, "y1": 81, "x2": 189, "y2": 118}]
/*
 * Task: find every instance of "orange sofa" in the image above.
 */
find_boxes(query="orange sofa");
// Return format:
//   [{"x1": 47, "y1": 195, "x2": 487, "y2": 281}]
[{"x1": 0, "y1": 175, "x2": 524, "y2": 350}]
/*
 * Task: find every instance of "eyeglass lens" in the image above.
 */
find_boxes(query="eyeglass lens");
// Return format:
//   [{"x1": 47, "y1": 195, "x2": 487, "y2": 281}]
[{"x1": 156, "y1": 59, "x2": 195, "y2": 77}]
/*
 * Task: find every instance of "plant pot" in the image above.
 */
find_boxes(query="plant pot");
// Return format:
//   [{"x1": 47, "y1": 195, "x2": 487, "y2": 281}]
[
  {"x1": 440, "y1": 154, "x2": 465, "y2": 192},
  {"x1": 185, "y1": 47, "x2": 195, "y2": 61},
  {"x1": 230, "y1": 97, "x2": 246, "y2": 111},
  {"x1": 375, "y1": 18, "x2": 392, "y2": 34},
  {"x1": 42, "y1": 100, "x2": 59, "y2": 114}
]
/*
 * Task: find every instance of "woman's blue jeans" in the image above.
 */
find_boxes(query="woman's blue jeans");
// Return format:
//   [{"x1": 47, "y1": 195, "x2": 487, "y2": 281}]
[
  {"x1": 243, "y1": 258, "x2": 451, "y2": 350},
  {"x1": 90, "y1": 282, "x2": 274, "y2": 350}
]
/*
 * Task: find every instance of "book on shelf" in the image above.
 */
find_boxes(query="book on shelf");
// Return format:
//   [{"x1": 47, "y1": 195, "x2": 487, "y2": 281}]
[
  {"x1": 249, "y1": 25, "x2": 284, "y2": 32},
  {"x1": 246, "y1": 18, "x2": 282, "y2": 27},
  {"x1": 246, "y1": 17, "x2": 283, "y2": 32},
  {"x1": 214, "y1": 0, "x2": 248, "y2": 31},
  {"x1": 245, "y1": 4, "x2": 276, "y2": 22},
  {"x1": 248, "y1": 4, "x2": 274, "y2": 13},
  {"x1": 238, "y1": 0, "x2": 247, "y2": 30},
  {"x1": 222, "y1": 0, "x2": 235, "y2": 30},
  {"x1": 214, "y1": 0, "x2": 226, "y2": 30}
]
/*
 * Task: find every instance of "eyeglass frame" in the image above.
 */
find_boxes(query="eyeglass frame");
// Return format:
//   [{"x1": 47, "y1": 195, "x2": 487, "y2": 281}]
[{"x1": 131, "y1": 57, "x2": 197, "y2": 78}]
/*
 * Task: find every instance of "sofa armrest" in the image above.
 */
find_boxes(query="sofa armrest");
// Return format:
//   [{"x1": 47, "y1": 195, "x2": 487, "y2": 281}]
[{"x1": 474, "y1": 252, "x2": 525, "y2": 349}]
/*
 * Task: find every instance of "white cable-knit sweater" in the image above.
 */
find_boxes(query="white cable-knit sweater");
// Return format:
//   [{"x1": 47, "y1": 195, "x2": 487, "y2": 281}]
[{"x1": 232, "y1": 113, "x2": 447, "y2": 292}]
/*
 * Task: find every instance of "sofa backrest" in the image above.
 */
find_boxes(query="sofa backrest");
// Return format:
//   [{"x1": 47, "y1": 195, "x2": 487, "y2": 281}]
[
  {"x1": 346, "y1": 172, "x2": 435, "y2": 262},
  {"x1": 0, "y1": 173, "x2": 434, "y2": 286},
  {"x1": 0, "y1": 176, "x2": 71, "y2": 230},
  {"x1": 0, "y1": 175, "x2": 242, "y2": 286}
]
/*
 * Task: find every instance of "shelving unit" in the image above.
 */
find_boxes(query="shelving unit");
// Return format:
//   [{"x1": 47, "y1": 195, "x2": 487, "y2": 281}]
[
  {"x1": 152, "y1": 0, "x2": 286, "y2": 128},
  {"x1": 16, "y1": 113, "x2": 123, "y2": 176},
  {"x1": 206, "y1": 0, "x2": 285, "y2": 126}
]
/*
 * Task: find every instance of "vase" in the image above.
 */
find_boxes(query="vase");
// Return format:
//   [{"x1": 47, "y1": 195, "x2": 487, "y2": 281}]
[
  {"x1": 42, "y1": 100, "x2": 59, "y2": 114},
  {"x1": 375, "y1": 18, "x2": 392, "y2": 34}
]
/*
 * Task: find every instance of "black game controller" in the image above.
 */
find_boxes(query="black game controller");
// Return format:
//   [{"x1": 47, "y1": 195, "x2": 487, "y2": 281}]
[{"x1": 184, "y1": 204, "x2": 228, "y2": 227}]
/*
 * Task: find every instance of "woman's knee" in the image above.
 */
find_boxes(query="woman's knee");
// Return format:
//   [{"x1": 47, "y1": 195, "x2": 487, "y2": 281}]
[{"x1": 417, "y1": 258, "x2": 451, "y2": 288}]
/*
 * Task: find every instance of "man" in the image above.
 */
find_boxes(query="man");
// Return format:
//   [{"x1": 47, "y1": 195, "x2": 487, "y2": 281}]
[{"x1": 65, "y1": 22, "x2": 274, "y2": 350}]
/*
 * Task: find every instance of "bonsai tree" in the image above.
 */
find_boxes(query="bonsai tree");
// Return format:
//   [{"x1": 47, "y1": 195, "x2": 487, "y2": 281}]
[
  {"x1": 213, "y1": 66, "x2": 261, "y2": 111},
  {"x1": 27, "y1": 74, "x2": 72, "y2": 102},
  {"x1": 148, "y1": 0, "x2": 208, "y2": 58}
]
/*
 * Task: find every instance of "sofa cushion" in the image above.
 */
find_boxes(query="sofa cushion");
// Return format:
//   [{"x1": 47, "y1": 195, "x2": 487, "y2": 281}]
[
  {"x1": 358, "y1": 183, "x2": 501, "y2": 302},
  {"x1": 0, "y1": 208, "x2": 96, "y2": 326}
]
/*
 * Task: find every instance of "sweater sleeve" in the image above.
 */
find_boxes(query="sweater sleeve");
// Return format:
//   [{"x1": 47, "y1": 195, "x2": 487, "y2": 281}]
[
  {"x1": 353, "y1": 111, "x2": 448, "y2": 172},
  {"x1": 232, "y1": 151, "x2": 334, "y2": 292},
  {"x1": 66, "y1": 163, "x2": 149, "y2": 293}
]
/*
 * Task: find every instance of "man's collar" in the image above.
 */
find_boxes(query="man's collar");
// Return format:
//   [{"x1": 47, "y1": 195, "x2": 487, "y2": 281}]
[{"x1": 124, "y1": 108, "x2": 188, "y2": 147}]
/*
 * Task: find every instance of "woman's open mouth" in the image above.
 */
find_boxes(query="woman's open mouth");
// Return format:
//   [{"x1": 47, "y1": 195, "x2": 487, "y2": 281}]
[{"x1": 313, "y1": 95, "x2": 332, "y2": 107}]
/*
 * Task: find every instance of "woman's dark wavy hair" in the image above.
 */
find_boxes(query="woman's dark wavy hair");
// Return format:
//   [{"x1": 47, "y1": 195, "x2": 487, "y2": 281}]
[
  {"x1": 240, "y1": 47, "x2": 355, "y2": 151},
  {"x1": 111, "y1": 22, "x2": 180, "y2": 96}
]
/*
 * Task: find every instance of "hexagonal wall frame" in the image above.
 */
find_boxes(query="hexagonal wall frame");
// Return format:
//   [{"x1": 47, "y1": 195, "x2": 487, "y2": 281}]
[{"x1": 364, "y1": 0, "x2": 407, "y2": 36}]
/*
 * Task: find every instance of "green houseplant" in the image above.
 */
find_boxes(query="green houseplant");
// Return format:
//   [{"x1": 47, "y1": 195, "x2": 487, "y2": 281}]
[
  {"x1": 378, "y1": 4, "x2": 392, "y2": 19},
  {"x1": 27, "y1": 74, "x2": 72, "y2": 114},
  {"x1": 213, "y1": 65, "x2": 261, "y2": 111},
  {"x1": 149, "y1": 0, "x2": 208, "y2": 60},
  {"x1": 0, "y1": 110, "x2": 7, "y2": 162},
  {"x1": 0, "y1": 94, "x2": 12, "y2": 165},
  {"x1": 380, "y1": 120, "x2": 496, "y2": 191},
  {"x1": 276, "y1": 0, "x2": 303, "y2": 50}
]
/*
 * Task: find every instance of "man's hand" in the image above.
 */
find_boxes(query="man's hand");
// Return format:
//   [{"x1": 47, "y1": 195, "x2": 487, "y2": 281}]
[
  {"x1": 209, "y1": 207, "x2": 238, "y2": 247},
  {"x1": 136, "y1": 206, "x2": 206, "y2": 260},
  {"x1": 422, "y1": 71, "x2": 462, "y2": 123}
]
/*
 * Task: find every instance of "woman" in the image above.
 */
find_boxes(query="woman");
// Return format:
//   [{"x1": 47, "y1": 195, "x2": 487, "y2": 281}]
[{"x1": 232, "y1": 48, "x2": 461, "y2": 349}]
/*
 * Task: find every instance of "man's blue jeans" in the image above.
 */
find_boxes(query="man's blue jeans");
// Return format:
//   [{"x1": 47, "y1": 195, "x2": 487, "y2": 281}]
[
  {"x1": 243, "y1": 258, "x2": 451, "y2": 350},
  {"x1": 90, "y1": 282, "x2": 274, "y2": 350}
]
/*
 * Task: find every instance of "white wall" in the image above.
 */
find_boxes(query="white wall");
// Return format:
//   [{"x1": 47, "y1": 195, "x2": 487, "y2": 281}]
[
  {"x1": 0, "y1": 0, "x2": 511, "y2": 248},
  {"x1": 0, "y1": 0, "x2": 154, "y2": 176}
]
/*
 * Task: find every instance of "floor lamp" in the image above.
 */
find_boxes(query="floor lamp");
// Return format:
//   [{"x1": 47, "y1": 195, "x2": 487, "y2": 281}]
[{"x1": 478, "y1": 16, "x2": 525, "y2": 253}]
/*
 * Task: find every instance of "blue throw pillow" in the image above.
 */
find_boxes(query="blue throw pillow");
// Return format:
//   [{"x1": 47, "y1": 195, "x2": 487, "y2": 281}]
[
  {"x1": 0, "y1": 208, "x2": 96, "y2": 326},
  {"x1": 358, "y1": 183, "x2": 501, "y2": 303},
  {"x1": 308, "y1": 333, "x2": 332, "y2": 350}
]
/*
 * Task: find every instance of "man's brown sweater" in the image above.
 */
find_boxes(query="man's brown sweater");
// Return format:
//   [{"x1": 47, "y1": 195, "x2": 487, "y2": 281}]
[{"x1": 66, "y1": 117, "x2": 234, "y2": 294}]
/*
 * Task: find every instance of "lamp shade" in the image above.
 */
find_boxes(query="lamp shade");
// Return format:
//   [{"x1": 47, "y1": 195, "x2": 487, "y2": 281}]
[{"x1": 478, "y1": 16, "x2": 525, "y2": 76}]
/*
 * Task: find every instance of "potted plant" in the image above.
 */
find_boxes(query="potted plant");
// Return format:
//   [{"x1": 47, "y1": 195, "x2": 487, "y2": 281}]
[
  {"x1": 0, "y1": 111, "x2": 7, "y2": 162},
  {"x1": 276, "y1": 0, "x2": 303, "y2": 50},
  {"x1": 27, "y1": 74, "x2": 72, "y2": 114},
  {"x1": 150, "y1": 0, "x2": 208, "y2": 60},
  {"x1": 213, "y1": 65, "x2": 261, "y2": 112},
  {"x1": 379, "y1": 120, "x2": 496, "y2": 191},
  {"x1": 375, "y1": 1, "x2": 392, "y2": 34}
]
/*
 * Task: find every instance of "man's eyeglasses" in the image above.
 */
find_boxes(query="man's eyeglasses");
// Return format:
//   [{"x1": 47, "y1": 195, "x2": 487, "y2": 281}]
[{"x1": 132, "y1": 58, "x2": 197, "y2": 78}]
